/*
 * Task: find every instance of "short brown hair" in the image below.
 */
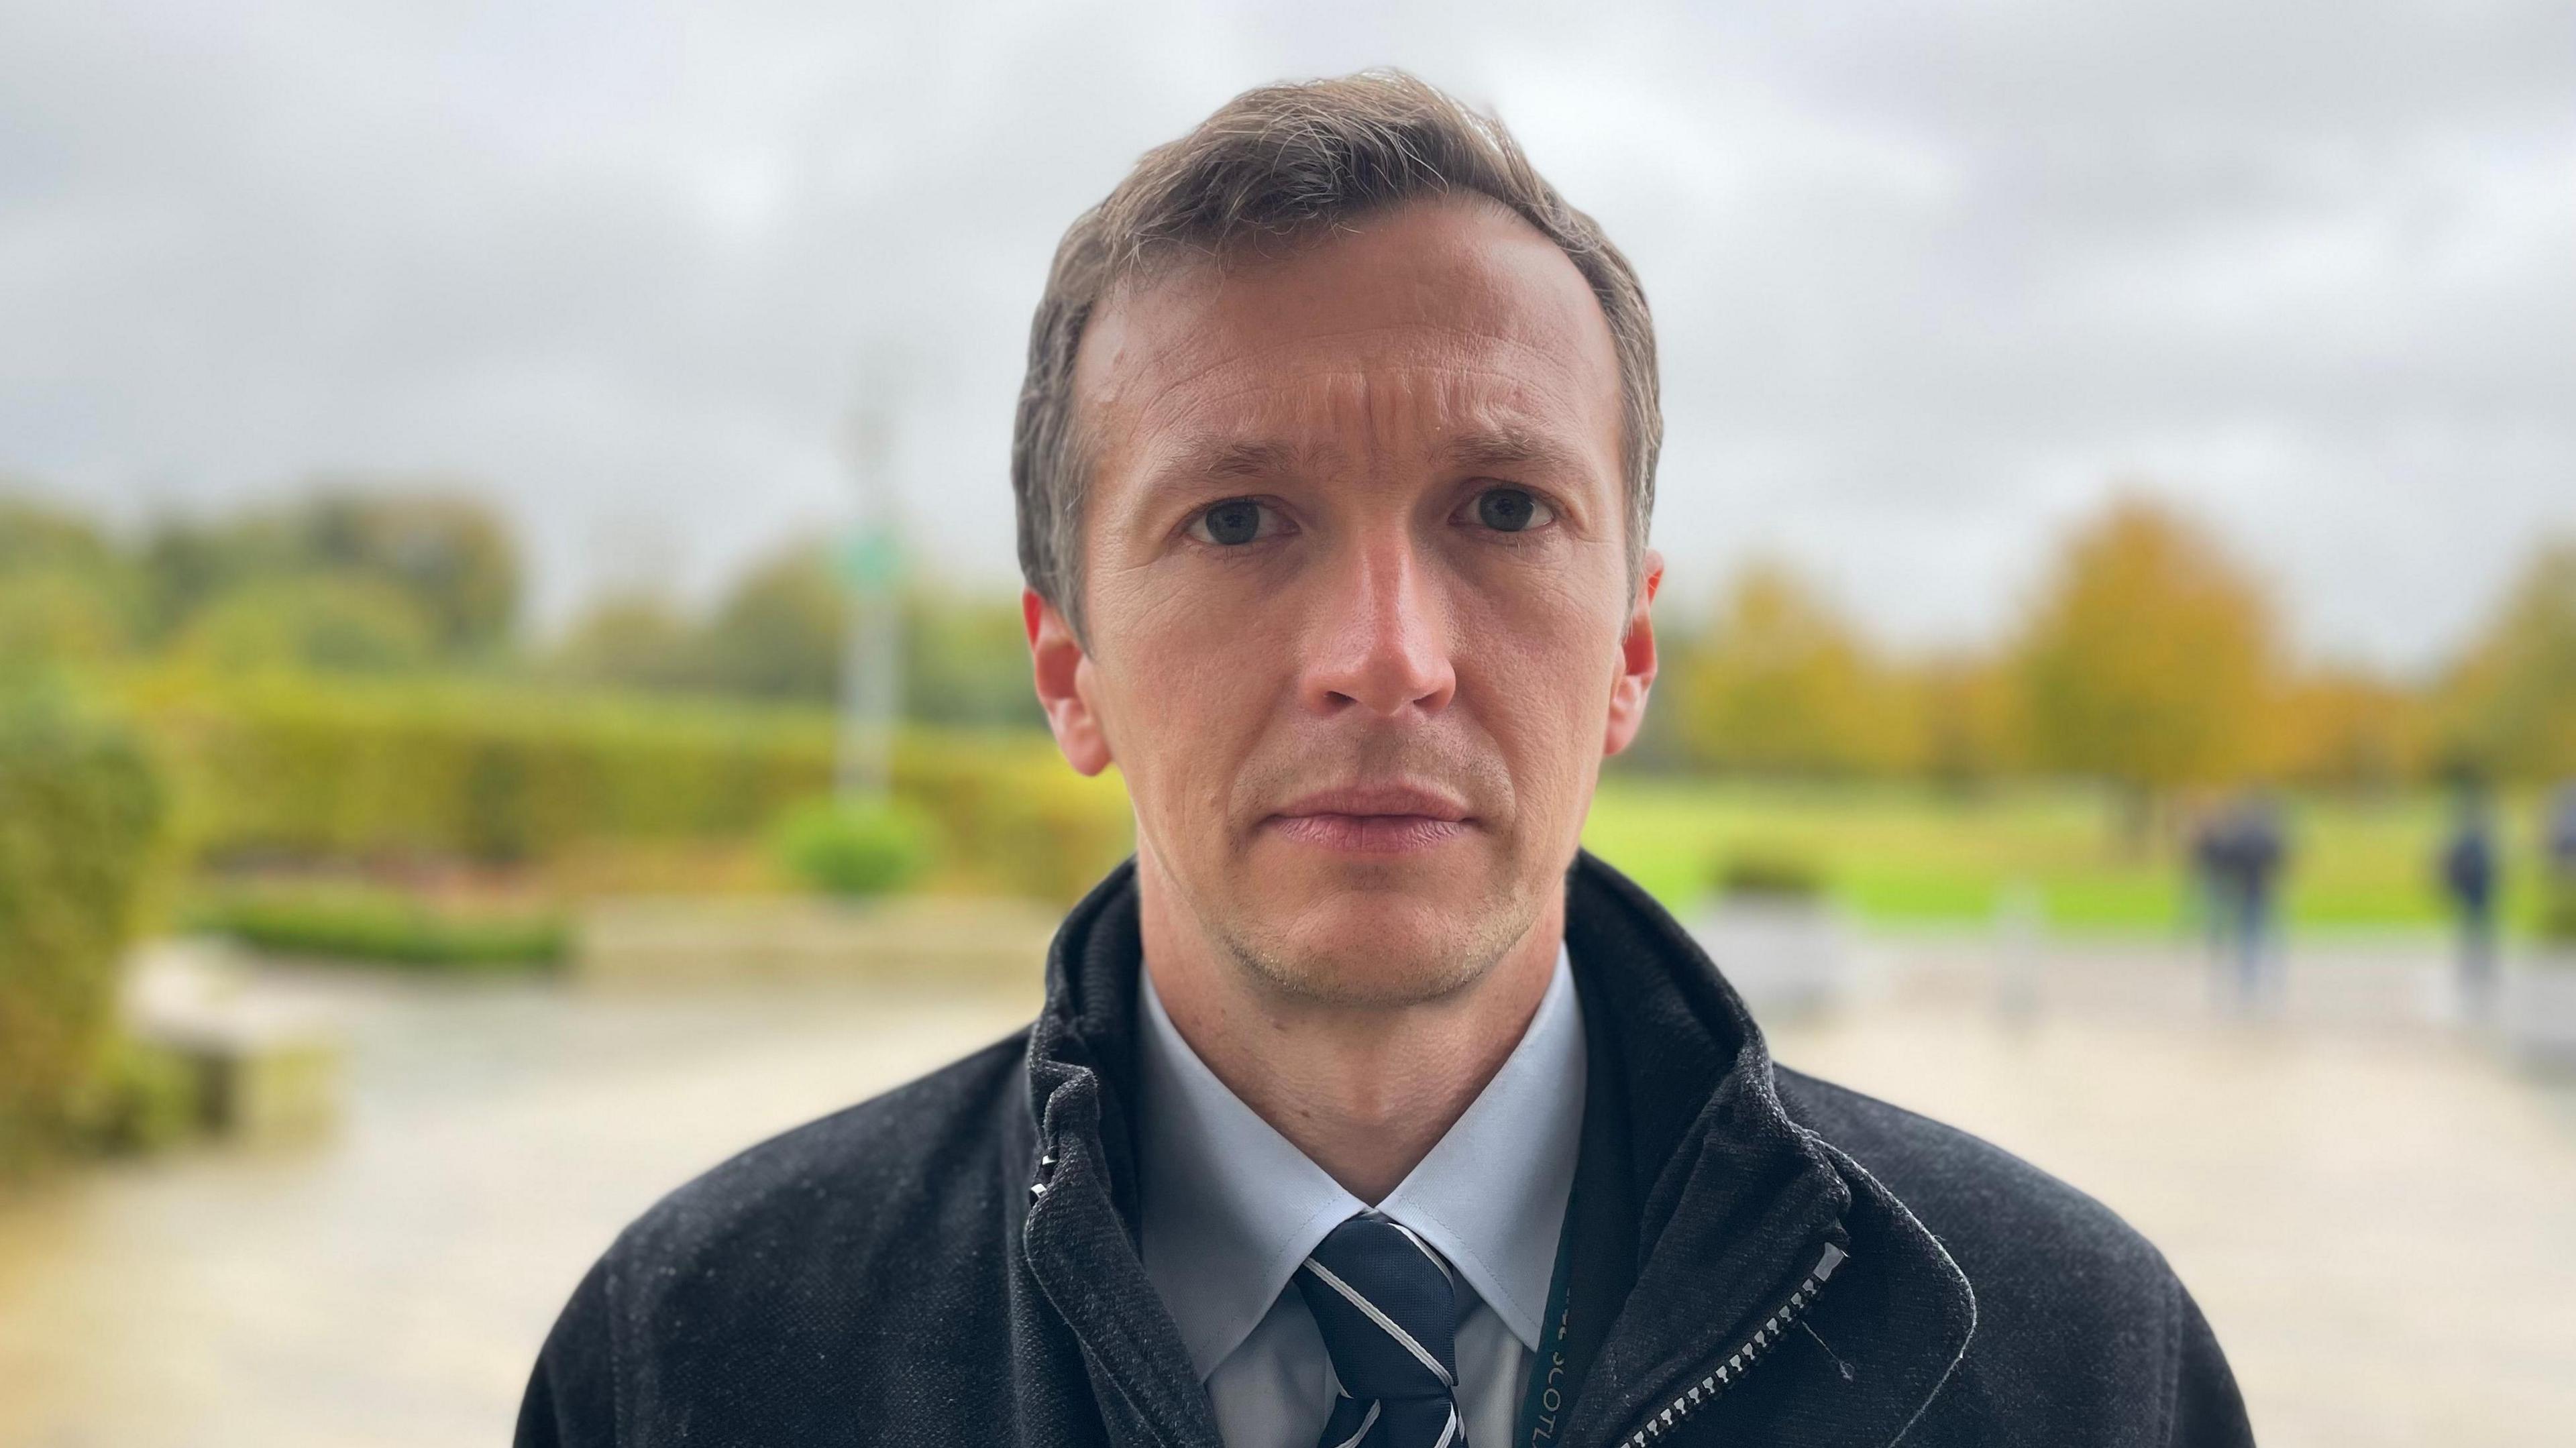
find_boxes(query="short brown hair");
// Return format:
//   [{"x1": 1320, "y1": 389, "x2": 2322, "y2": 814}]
[{"x1": 1010, "y1": 68, "x2": 1663, "y2": 637}]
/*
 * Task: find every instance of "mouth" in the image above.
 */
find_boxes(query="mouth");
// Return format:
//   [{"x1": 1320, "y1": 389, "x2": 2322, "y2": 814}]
[{"x1": 1260, "y1": 783, "x2": 1476, "y2": 856}]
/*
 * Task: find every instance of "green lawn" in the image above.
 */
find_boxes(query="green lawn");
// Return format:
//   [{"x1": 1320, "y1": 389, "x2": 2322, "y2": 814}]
[{"x1": 1581, "y1": 777, "x2": 2546, "y2": 936}]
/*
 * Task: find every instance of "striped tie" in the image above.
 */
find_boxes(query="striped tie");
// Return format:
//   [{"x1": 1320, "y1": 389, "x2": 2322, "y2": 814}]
[{"x1": 1294, "y1": 1211, "x2": 1467, "y2": 1448}]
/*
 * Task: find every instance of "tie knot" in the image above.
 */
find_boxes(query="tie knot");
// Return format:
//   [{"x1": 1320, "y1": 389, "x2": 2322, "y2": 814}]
[{"x1": 1293, "y1": 1213, "x2": 1461, "y2": 1404}]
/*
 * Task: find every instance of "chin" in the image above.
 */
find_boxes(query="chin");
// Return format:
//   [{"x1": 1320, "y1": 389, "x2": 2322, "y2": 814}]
[{"x1": 1230, "y1": 877, "x2": 1535, "y2": 1007}]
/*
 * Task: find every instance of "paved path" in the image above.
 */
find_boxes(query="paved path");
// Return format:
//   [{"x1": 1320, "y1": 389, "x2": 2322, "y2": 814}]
[
  {"x1": 0, "y1": 963, "x2": 1046, "y2": 1448},
  {"x1": 1778, "y1": 946, "x2": 2576, "y2": 1447},
  {"x1": 0, "y1": 938, "x2": 2570, "y2": 1447}
]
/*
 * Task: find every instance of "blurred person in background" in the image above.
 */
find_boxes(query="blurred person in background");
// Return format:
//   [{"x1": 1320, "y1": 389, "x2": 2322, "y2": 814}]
[
  {"x1": 516, "y1": 70, "x2": 2251, "y2": 1448},
  {"x1": 2188, "y1": 795, "x2": 2231, "y2": 960},
  {"x1": 2548, "y1": 781, "x2": 2576, "y2": 887},
  {"x1": 2543, "y1": 781, "x2": 2576, "y2": 949},
  {"x1": 2204, "y1": 792, "x2": 2292, "y2": 1011},
  {"x1": 2439, "y1": 781, "x2": 2502, "y2": 1017}
]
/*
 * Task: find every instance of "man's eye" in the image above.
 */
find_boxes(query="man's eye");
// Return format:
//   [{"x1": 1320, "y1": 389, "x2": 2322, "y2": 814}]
[
  {"x1": 1471, "y1": 488, "x2": 1556, "y2": 533},
  {"x1": 1188, "y1": 498, "x2": 1279, "y2": 547}
]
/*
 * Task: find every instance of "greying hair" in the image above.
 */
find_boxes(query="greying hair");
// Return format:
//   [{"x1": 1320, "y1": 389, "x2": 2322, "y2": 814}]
[{"x1": 1010, "y1": 68, "x2": 1664, "y2": 638}]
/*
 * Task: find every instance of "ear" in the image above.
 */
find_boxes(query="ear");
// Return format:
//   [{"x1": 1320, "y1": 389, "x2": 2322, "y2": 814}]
[
  {"x1": 1603, "y1": 548, "x2": 1663, "y2": 757},
  {"x1": 1025, "y1": 588, "x2": 1113, "y2": 776}
]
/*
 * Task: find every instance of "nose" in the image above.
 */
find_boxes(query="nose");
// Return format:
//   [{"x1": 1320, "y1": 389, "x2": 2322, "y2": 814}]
[{"x1": 1301, "y1": 535, "x2": 1458, "y2": 718}]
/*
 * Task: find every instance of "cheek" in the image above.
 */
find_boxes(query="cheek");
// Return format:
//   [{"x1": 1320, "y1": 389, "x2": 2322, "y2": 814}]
[
  {"x1": 1456, "y1": 571, "x2": 1626, "y2": 793},
  {"x1": 1087, "y1": 574, "x2": 1293, "y2": 816}
]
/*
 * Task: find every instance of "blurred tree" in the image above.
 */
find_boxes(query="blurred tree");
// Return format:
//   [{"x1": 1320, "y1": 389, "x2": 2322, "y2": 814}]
[
  {"x1": 2269, "y1": 667, "x2": 2428, "y2": 791},
  {"x1": 0, "y1": 494, "x2": 141, "y2": 665},
  {"x1": 140, "y1": 488, "x2": 519, "y2": 656},
  {"x1": 904, "y1": 586, "x2": 1042, "y2": 728},
  {"x1": 0, "y1": 572, "x2": 134, "y2": 668},
  {"x1": 297, "y1": 490, "x2": 520, "y2": 652},
  {"x1": 138, "y1": 511, "x2": 303, "y2": 643},
  {"x1": 552, "y1": 561, "x2": 1044, "y2": 727},
  {"x1": 1678, "y1": 561, "x2": 1909, "y2": 777},
  {"x1": 1911, "y1": 653, "x2": 2019, "y2": 793},
  {"x1": 174, "y1": 575, "x2": 439, "y2": 675},
  {"x1": 0, "y1": 683, "x2": 169, "y2": 1170},
  {"x1": 551, "y1": 593, "x2": 704, "y2": 693},
  {"x1": 2440, "y1": 537, "x2": 2576, "y2": 781},
  {"x1": 0, "y1": 493, "x2": 119, "y2": 575},
  {"x1": 2013, "y1": 498, "x2": 2277, "y2": 840},
  {"x1": 696, "y1": 546, "x2": 846, "y2": 701}
]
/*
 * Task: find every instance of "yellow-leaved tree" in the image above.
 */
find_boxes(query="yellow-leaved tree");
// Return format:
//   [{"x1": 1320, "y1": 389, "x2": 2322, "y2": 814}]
[
  {"x1": 1679, "y1": 560, "x2": 1912, "y2": 777},
  {"x1": 2013, "y1": 498, "x2": 2278, "y2": 842},
  {"x1": 2267, "y1": 667, "x2": 2428, "y2": 791},
  {"x1": 2439, "y1": 537, "x2": 2576, "y2": 781}
]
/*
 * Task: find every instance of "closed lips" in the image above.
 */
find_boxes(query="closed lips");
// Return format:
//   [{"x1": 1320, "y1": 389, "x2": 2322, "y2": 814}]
[
  {"x1": 1262, "y1": 786, "x2": 1477, "y2": 853},
  {"x1": 1269, "y1": 785, "x2": 1470, "y2": 822}
]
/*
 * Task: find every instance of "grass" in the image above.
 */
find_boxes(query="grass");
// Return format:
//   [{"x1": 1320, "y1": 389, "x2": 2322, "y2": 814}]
[
  {"x1": 1581, "y1": 777, "x2": 2548, "y2": 936},
  {"x1": 176, "y1": 776, "x2": 2554, "y2": 951}
]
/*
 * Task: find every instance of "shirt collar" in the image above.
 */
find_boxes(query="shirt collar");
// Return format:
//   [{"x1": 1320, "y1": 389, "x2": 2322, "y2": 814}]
[{"x1": 1136, "y1": 944, "x2": 1586, "y2": 1380}]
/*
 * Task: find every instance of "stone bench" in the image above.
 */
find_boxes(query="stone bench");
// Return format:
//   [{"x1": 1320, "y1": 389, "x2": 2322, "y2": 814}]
[{"x1": 125, "y1": 942, "x2": 345, "y2": 1144}]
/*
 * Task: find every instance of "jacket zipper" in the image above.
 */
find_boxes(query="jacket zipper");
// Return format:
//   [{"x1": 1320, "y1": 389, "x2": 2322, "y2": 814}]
[{"x1": 1617, "y1": 1243, "x2": 1847, "y2": 1446}]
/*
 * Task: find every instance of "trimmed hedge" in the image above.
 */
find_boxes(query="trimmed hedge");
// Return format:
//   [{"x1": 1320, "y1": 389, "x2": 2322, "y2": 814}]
[
  {"x1": 126, "y1": 673, "x2": 1132, "y2": 904},
  {"x1": 1713, "y1": 848, "x2": 1829, "y2": 901},
  {"x1": 186, "y1": 883, "x2": 572, "y2": 969},
  {"x1": 0, "y1": 685, "x2": 172, "y2": 1172}
]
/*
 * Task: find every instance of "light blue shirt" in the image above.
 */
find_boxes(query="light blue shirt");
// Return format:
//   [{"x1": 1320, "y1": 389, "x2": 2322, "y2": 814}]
[{"x1": 1136, "y1": 945, "x2": 1587, "y2": 1448}]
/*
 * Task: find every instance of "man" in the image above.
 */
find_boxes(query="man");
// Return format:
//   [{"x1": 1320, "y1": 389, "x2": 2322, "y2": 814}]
[
  {"x1": 517, "y1": 70, "x2": 2252, "y2": 1447},
  {"x1": 2207, "y1": 793, "x2": 2291, "y2": 1011},
  {"x1": 2439, "y1": 781, "x2": 2501, "y2": 1016}
]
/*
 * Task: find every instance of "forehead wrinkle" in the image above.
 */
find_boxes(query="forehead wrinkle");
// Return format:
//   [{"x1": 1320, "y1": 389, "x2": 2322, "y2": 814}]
[
  {"x1": 1131, "y1": 364, "x2": 1615, "y2": 502},
  {"x1": 1122, "y1": 323, "x2": 1600, "y2": 430},
  {"x1": 1140, "y1": 359, "x2": 1607, "y2": 441}
]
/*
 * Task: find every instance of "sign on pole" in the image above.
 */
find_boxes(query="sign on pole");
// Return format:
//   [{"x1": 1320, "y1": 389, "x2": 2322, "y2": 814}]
[{"x1": 837, "y1": 400, "x2": 904, "y2": 803}]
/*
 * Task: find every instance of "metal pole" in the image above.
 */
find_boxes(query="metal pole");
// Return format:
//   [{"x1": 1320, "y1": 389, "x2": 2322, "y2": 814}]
[{"x1": 837, "y1": 402, "x2": 903, "y2": 803}]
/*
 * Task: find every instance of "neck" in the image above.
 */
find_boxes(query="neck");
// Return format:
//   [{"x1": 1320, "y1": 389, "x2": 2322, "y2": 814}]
[{"x1": 1138, "y1": 858, "x2": 1563, "y2": 1204}]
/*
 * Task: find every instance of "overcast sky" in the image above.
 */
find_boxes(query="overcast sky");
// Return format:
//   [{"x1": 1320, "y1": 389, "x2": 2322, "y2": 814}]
[{"x1": 3, "y1": 0, "x2": 2569, "y2": 671}]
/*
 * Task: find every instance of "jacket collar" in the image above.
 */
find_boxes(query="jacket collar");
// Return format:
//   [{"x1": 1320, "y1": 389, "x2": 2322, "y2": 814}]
[
  {"x1": 1134, "y1": 942, "x2": 1585, "y2": 1378},
  {"x1": 1017, "y1": 852, "x2": 1976, "y2": 1448}
]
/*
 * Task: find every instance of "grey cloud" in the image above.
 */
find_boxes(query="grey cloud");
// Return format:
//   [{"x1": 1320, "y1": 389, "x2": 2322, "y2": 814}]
[{"x1": 1, "y1": 0, "x2": 2567, "y2": 670}]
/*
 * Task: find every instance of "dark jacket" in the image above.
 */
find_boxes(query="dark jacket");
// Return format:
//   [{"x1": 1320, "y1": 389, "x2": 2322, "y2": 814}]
[{"x1": 517, "y1": 852, "x2": 2253, "y2": 1447}]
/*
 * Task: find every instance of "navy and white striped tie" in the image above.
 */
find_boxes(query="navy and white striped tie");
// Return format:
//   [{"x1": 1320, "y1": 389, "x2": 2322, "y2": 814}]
[{"x1": 1295, "y1": 1211, "x2": 1467, "y2": 1448}]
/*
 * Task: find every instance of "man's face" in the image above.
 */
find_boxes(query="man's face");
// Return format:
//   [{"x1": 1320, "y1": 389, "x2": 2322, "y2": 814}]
[{"x1": 1029, "y1": 196, "x2": 1660, "y2": 1005}]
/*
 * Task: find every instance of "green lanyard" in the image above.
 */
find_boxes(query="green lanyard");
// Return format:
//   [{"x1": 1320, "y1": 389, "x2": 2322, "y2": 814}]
[{"x1": 1511, "y1": 1215, "x2": 1580, "y2": 1448}]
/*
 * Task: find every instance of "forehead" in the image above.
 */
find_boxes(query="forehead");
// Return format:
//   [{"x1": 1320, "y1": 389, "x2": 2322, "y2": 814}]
[{"x1": 1071, "y1": 196, "x2": 1623, "y2": 480}]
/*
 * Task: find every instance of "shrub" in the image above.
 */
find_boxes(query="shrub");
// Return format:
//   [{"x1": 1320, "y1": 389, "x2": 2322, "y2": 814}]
[
  {"x1": 0, "y1": 685, "x2": 170, "y2": 1172},
  {"x1": 1713, "y1": 849, "x2": 1827, "y2": 901},
  {"x1": 774, "y1": 798, "x2": 935, "y2": 899},
  {"x1": 189, "y1": 883, "x2": 569, "y2": 969},
  {"x1": 64, "y1": 1037, "x2": 201, "y2": 1154}
]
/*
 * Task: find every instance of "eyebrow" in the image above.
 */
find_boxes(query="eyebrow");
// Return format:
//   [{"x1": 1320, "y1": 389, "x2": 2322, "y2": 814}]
[
  {"x1": 1438, "y1": 427, "x2": 1593, "y2": 480},
  {"x1": 1136, "y1": 425, "x2": 1594, "y2": 498},
  {"x1": 1140, "y1": 438, "x2": 1339, "y2": 495}
]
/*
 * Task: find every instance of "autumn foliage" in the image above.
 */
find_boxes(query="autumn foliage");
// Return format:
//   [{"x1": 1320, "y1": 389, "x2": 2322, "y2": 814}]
[
  {"x1": 2013, "y1": 500, "x2": 2276, "y2": 799},
  {"x1": 1678, "y1": 562, "x2": 1911, "y2": 777},
  {"x1": 1671, "y1": 496, "x2": 2575, "y2": 798}
]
